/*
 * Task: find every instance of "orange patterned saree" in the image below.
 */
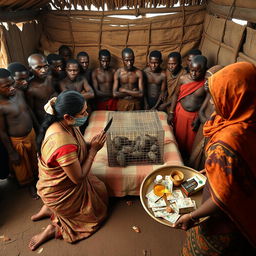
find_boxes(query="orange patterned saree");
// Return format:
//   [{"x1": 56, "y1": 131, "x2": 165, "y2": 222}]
[{"x1": 204, "y1": 62, "x2": 256, "y2": 247}]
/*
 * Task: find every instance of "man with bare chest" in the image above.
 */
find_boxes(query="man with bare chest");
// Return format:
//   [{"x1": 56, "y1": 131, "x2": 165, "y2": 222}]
[
  {"x1": 26, "y1": 54, "x2": 56, "y2": 124},
  {"x1": 8, "y1": 62, "x2": 30, "y2": 92},
  {"x1": 60, "y1": 59, "x2": 94, "y2": 100},
  {"x1": 185, "y1": 49, "x2": 202, "y2": 73},
  {"x1": 113, "y1": 48, "x2": 143, "y2": 111},
  {"x1": 0, "y1": 69, "x2": 38, "y2": 197},
  {"x1": 168, "y1": 55, "x2": 207, "y2": 160},
  {"x1": 77, "y1": 51, "x2": 92, "y2": 86},
  {"x1": 92, "y1": 49, "x2": 117, "y2": 110},
  {"x1": 143, "y1": 51, "x2": 166, "y2": 109},
  {"x1": 47, "y1": 53, "x2": 66, "y2": 93}
]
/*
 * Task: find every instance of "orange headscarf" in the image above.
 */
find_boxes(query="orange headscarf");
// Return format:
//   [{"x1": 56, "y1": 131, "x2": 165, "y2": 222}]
[{"x1": 203, "y1": 62, "x2": 256, "y2": 246}]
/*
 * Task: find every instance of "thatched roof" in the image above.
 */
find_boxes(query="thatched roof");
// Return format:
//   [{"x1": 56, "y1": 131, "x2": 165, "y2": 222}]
[{"x1": 0, "y1": 0, "x2": 205, "y2": 11}]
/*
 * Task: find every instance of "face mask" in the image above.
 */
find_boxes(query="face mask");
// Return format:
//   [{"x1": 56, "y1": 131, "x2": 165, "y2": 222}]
[{"x1": 72, "y1": 116, "x2": 88, "y2": 127}]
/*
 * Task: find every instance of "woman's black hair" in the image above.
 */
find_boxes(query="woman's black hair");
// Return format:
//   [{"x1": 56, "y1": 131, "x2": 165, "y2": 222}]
[{"x1": 37, "y1": 90, "x2": 86, "y2": 155}]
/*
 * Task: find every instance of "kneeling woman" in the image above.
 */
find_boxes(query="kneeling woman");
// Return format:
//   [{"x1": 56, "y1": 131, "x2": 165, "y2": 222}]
[{"x1": 29, "y1": 91, "x2": 108, "y2": 250}]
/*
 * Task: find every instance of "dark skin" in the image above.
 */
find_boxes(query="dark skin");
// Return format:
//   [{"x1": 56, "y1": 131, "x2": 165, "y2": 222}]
[
  {"x1": 12, "y1": 70, "x2": 29, "y2": 91},
  {"x1": 174, "y1": 198, "x2": 219, "y2": 230},
  {"x1": 113, "y1": 52, "x2": 143, "y2": 100},
  {"x1": 0, "y1": 77, "x2": 36, "y2": 165},
  {"x1": 59, "y1": 49, "x2": 72, "y2": 62},
  {"x1": 185, "y1": 54, "x2": 196, "y2": 73},
  {"x1": 26, "y1": 56, "x2": 56, "y2": 124},
  {"x1": 50, "y1": 59, "x2": 64, "y2": 75},
  {"x1": 168, "y1": 62, "x2": 206, "y2": 130},
  {"x1": 60, "y1": 63, "x2": 94, "y2": 100},
  {"x1": 77, "y1": 55, "x2": 92, "y2": 85},
  {"x1": 77, "y1": 55, "x2": 89, "y2": 72},
  {"x1": 144, "y1": 57, "x2": 166, "y2": 110},
  {"x1": 92, "y1": 55, "x2": 116, "y2": 102},
  {"x1": 49, "y1": 59, "x2": 66, "y2": 93},
  {"x1": 158, "y1": 56, "x2": 182, "y2": 110}
]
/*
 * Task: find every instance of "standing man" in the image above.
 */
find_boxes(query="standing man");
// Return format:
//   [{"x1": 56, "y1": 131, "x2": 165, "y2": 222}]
[
  {"x1": 113, "y1": 48, "x2": 144, "y2": 111},
  {"x1": 58, "y1": 45, "x2": 72, "y2": 63},
  {"x1": 60, "y1": 59, "x2": 94, "y2": 101},
  {"x1": 185, "y1": 49, "x2": 202, "y2": 73},
  {"x1": 47, "y1": 53, "x2": 66, "y2": 93},
  {"x1": 26, "y1": 53, "x2": 56, "y2": 124},
  {"x1": 159, "y1": 52, "x2": 186, "y2": 112},
  {"x1": 168, "y1": 55, "x2": 207, "y2": 160},
  {"x1": 77, "y1": 51, "x2": 92, "y2": 86},
  {"x1": 143, "y1": 50, "x2": 166, "y2": 110},
  {"x1": 0, "y1": 69, "x2": 38, "y2": 197},
  {"x1": 7, "y1": 62, "x2": 30, "y2": 92},
  {"x1": 92, "y1": 49, "x2": 117, "y2": 110}
]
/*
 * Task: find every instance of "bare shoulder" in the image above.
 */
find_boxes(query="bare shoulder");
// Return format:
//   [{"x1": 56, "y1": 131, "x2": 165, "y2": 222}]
[
  {"x1": 135, "y1": 68, "x2": 143, "y2": 76},
  {"x1": 179, "y1": 73, "x2": 190, "y2": 84},
  {"x1": 143, "y1": 66, "x2": 150, "y2": 72},
  {"x1": 92, "y1": 67, "x2": 100, "y2": 75},
  {"x1": 114, "y1": 67, "x2": 123, "y2": 76}
]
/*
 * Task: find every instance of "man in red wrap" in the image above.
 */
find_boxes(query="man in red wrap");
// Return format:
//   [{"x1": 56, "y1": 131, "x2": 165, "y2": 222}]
[{"x1": 168, "y1": 55, "x2": 207, "y2": 161}]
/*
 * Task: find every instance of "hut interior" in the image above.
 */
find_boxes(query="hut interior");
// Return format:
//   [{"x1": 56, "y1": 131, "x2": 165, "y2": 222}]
[{"x1": 0, "y1": 1, "x2": 256, "y2": 255}]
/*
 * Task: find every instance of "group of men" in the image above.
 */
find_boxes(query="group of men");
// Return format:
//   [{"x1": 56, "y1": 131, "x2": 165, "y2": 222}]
[{"x1": 0, "y1": 45, "x2": 209, "y2": 196}]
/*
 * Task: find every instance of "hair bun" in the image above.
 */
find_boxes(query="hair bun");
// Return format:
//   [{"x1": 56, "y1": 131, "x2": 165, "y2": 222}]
[{"x1": 44, "y1": 97, "x2": 57, "y2": 115}]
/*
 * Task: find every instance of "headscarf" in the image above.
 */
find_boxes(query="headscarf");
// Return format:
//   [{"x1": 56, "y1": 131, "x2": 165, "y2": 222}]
[{"x1": 203, "y1": 62, "x2": 256, "y2": 246}]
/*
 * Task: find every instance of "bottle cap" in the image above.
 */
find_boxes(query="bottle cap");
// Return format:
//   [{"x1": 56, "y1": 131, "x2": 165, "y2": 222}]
[{"x1": 155, "y1": 175, "x2": 163, "y2": 184}]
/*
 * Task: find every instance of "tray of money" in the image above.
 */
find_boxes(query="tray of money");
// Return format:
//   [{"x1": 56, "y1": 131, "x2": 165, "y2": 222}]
[{"x1": 140, "y1": 165, "x2": 207, "y2": 227}]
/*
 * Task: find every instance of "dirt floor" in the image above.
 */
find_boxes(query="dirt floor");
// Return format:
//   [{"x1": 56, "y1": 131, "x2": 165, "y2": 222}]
[{"x1": 0, "y1": 178, "x2": 186, "y2": 256}]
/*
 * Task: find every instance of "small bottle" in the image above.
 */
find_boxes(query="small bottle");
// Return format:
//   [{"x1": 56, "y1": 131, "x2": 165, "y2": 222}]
[{"x1": 154, "y1": 175, "x2": 163, "y2": 184}]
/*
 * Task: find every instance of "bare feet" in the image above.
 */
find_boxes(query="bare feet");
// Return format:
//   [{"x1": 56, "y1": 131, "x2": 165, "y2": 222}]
[
  {"x1": 28, "y1": 224, "x2": 55, "y2": 251},
  {"x1": 31, "y1": 205, "x2": 52, "y2": 221}
]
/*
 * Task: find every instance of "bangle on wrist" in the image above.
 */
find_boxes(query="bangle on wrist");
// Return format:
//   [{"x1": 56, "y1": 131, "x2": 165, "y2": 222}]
[
  {"x1": 189, "y1": 212, "x2": 198, "y2": 222},
  {"x1": 169, "y1": 111, "x2": 174, "y2": 114}
]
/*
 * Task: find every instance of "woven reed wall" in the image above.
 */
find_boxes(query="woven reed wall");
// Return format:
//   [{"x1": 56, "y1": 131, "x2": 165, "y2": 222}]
[{"x1": 40, "y1": 5, "x2": 205, "y2": 69}]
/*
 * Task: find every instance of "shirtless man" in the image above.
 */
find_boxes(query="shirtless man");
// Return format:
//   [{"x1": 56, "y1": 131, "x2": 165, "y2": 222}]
[
  {"x1": 159, "y1": 52, "x2": 186, "y2": 112},
  {"x1": 47, "y1": 53, "x2": 66, "y2": 93},
  {"x1": 0, "y1": 69, "x2": 38, "y2": 197},
  {"x1": 26, "y1": 53, "x2": 56, "y2": 124},
  {"x1": 143, "y1": 50, "x2": 166, "y2": 110},
  {"x1": 185, "y1": 49, "x2": 202, "y2": 73},
  {"x1": 168, "y1": 55, "x2": 207, "y2": 160},
  {"x1": 113, "y1": 48, "x2": 144, "y2": 111},
  {"x1": 92, "y1": 49, "x2": 117, "y2": 110},
  {"x1": 58, "y1": 45, "x2": 72, "y2": 63},
  {"x1": 7, "y1": 62, "x2": 30, "y2": 92},
  {"x1": 77, "y1": 51, "x2": 92, "y2": 86},
  {"x1": 60, "y1": 59, "x2": 94, "y2": 100}
]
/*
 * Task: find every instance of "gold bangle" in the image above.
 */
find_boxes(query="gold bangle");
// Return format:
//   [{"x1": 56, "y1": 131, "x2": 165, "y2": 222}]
[{"x1": 169, "y1": 111, "x2": 174, "y2": 114}]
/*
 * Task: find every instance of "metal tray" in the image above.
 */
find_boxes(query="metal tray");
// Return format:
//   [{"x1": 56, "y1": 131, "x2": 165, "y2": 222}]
[{"x1": 140, "y1": 165, "x2": 207, "y2": 227}]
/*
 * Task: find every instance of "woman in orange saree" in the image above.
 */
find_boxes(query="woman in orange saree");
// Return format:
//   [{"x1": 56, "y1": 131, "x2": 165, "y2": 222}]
[
  {"x1": 29, "y1": 91, "x2": 108, "y2": 250},
  {"x1": 175, "y1": 62, "x2": 256, "y2": 255}
]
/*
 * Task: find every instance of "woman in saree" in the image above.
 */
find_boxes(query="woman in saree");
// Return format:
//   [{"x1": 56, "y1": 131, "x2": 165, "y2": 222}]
[
  {"x1": 29, "y1": 90, "x2": 108, "y2": 250},
  {"x1": 175, "y1": 62, "x2": 256, "y2": 255}
]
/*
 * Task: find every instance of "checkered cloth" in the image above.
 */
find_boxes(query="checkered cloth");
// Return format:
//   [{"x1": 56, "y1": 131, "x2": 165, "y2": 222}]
[{"x1": 84, "y1": 111, "x2": 183, "y2": 197}]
